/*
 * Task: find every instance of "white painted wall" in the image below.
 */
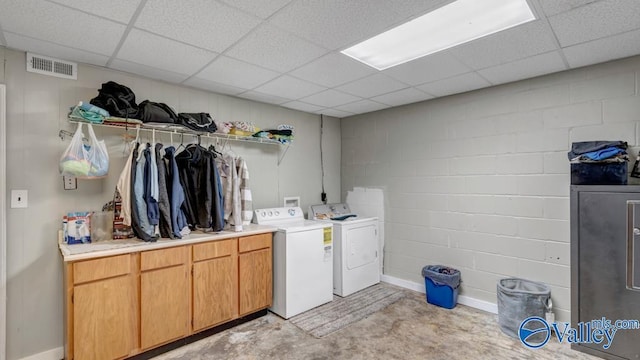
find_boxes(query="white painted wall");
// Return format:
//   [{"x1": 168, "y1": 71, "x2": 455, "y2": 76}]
[
  {"x1": 1, "y1": 47, "x2": 341, "y2": 359},
  {"x1": 1, "y1": 52, "x2": 8, "y2": 359},
  {"x1": 342, "y1": 55, "x2": 640, "y2": 323}
]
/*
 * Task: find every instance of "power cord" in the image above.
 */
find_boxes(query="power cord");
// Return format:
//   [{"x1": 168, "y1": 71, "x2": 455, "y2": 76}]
[{"x1": 320, "y1": 114, "x2": 326, "y2": 204}]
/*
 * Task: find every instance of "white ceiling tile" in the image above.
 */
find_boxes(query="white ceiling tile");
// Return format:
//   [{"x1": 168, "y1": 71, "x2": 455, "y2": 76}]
[
  {"x1": 316, "y1": 108, "x2": 354, "y2": 118},
  {"x1": 268, "y1": 0, "x2": 407, "y2": 50},
  {"x1": 194, "y1": 56, "x2": 279, "y2": 90},
  {"x1": 237, "y1": 91, "x2": 289, "y2": 105},
  {"x1": 386, "y1": 0, "x2": 453, "y2": 19},
  {"x1": 183, "y1": 77, "x2": 245, "y2": 95},
  {"x1": 383, "y1": 52, "x2": 470, "y2": 85},
  {"x1": 449, "y1": 20, "x2": 558, "y2": 70},
  {"x1": 290, "y1": 53, "x2": 376, "y2": 87},
  {"x1": 3, "y1": 31, "x2": 109, "y2": 66},
  {"x1": 562, "y1": 29, "x2": 640, "y2": 68},
  {"x1": 47, "y1": 0, "x2": 141, "y2": 23},
  {"x1": 300, "y1": 89, "x2": 361, "y2": 108},
  {"x1": 371, "y1": 88, "x2": 434, "y2": 106},
  {"x1": 135, "y1": 0, "x2": 260, "y2": 52},
  {"x1": 478, "y1": 51, "x2": 568, "y2": 85},
  {"x1": 538, "y1": 0, "x2": 599, "y2": 16},
  {"x1": 281, "y1": 101, "x2": 325, "y2": 113},
  {"x1": 0, "y1": 0, "x2": 125, "y2": 55},
  {"x1": 335, "y1": 100, "x2": 389, "y2": 114},
  {"x1": 336, "y1": 74, "x2": 408, "y2": 98},
  {"x1": 416, "y1": 72, "x2": 491, "y2": 97},
  {"x1": 226, "y1": 24, "x2": 328, "y2": 72},
  {"x1": 253, "y1": 76, "x2": 324, "y2": 100},
  {"x1": 117, "y1": 29, "x2": 217, "y2": 75},
  {"x1": 218, "y1": 0, "x2": 292, "y2": 19},
  {"x1": 110, "y1": 59, "x2": 189, "y2": 84},
  {"x1": 549, "y1": 0, "x2": 640, "y2": 47}
]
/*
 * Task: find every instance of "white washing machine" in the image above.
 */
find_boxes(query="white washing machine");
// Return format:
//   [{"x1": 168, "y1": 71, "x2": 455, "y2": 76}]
[
  {"x1": 309, "y1": 203, "x2": 380, "y2": 297},
  {"x1": 253, "y1": 206, "x2": 333, "y2": 319}
]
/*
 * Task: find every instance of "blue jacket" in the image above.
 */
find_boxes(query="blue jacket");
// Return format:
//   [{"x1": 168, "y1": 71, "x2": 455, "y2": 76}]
[{"x1": 164, "y1": 146, "x2": 188, "y2": 238}]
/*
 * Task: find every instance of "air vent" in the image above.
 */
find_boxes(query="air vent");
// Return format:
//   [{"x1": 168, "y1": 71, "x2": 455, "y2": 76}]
[{"x1": 26, "y1": 52, "x2": 77, "y2": 80}]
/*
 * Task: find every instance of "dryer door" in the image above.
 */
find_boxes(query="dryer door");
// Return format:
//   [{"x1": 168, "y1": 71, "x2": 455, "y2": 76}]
[{"x1": 346, "y1": 223, "x2": 378, "y2": 270}]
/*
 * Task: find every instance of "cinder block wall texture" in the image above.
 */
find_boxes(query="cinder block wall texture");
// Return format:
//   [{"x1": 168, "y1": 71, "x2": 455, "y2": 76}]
[{"x1": 341, "y1": 55, "x2": 640, "y2": 322}]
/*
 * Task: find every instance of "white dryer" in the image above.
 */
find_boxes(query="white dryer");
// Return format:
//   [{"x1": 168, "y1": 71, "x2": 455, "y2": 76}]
[
  {"x1": 309, "y1": 203, "x2": 380, "y2": 297},
  {"x1": 253, "y1": 207, "x2": 333, "y2": 319}
]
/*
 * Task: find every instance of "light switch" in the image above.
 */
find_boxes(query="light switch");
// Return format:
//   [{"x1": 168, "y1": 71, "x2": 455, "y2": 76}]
[{"x1": 11, "y1": 190, "x2": 28, "y2": 208}]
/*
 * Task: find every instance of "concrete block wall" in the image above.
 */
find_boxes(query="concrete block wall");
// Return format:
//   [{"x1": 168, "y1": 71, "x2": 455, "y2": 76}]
[{"x1": 342, "y1": 55, "x2": 640, "y2": 322}]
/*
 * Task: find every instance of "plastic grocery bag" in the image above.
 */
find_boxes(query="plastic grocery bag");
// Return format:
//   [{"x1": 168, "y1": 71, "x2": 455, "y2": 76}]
[{"x1": 59, "y1": 122, "x2": 109, "y2": 178}]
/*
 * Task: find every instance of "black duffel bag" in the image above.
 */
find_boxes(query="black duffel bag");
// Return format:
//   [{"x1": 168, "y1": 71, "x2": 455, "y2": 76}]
[
  {"x1": 138, "y1": 101, "x2": 178, "y2": 124},
  {"x1": 177, "y1": 112, "x2": 217, "y2": 133},
  {"x1": 90, "y1": 81, "x2": 140, "y2": 119}
]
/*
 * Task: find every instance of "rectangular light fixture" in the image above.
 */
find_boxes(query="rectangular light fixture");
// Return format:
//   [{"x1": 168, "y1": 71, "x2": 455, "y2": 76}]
[{"x1": 341, "y1": 0, "x2": 536, "y2": 70}]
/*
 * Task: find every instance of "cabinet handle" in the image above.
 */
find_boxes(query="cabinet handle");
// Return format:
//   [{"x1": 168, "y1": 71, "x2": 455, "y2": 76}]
[{"x1": 627, "y1": 201, "x2": 640, "y2": 291}]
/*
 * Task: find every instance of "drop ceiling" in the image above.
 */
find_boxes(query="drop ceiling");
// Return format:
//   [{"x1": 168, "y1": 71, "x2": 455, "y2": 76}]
[{"x1": 1, "y1": 0, "x2": 639, "y2": 118}]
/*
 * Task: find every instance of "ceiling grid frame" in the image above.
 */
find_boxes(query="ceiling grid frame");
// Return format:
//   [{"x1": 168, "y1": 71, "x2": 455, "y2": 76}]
[{"x1": 0, "y1": 0, "x2": 637, "y2": 117}]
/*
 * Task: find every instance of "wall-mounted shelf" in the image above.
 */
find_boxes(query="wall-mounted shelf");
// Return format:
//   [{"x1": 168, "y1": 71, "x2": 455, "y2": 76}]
[{"x1": 63, "y1": 119, "x2": 292, "y2": 164}]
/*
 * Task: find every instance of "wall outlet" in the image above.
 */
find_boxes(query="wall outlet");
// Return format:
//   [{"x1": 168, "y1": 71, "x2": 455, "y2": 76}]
[
  {"x1": 11, "y1": 189, "x2": 28, "y2": 208},
  {"x1": 63, "y1": 176, "x2": 77, "y2": 190}
]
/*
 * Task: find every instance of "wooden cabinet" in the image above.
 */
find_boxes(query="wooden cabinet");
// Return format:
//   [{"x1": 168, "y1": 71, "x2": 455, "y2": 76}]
[
  {"x1": 192, "y1": 239, "x2": 238, "y2": 331},
  {"x1": 67, "y1": 254, "x2": 137, "y2": 360},
  {"x1": 238, "y1": 234, "x2": 272, "y2": 315},
  {"x1": 63, "y1": 232, "x2": 272, "y2": 360},
  {"x1": 140, "y1": 247, "x2": 189, "y2": 350}
]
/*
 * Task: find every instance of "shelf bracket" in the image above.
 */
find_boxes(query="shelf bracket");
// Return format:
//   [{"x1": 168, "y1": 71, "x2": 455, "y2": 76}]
[{"x1": 277, "y1": 143, "x2": 291, "y2": 166}]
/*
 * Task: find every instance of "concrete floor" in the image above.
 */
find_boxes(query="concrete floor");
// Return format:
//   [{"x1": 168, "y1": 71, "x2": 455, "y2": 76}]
[{"x1": 152, "y1": 285, "x2": 599, "y2": 360}]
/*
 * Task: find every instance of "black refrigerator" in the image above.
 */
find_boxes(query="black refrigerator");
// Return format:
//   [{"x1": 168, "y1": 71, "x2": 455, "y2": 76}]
[{"x1": 571, "y1": 185, "x2": 640, "y2": 359}]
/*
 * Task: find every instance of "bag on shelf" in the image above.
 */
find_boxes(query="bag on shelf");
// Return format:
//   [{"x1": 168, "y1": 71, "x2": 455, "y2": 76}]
[
  {"x1": 176, "y1": 112, "x2": 217, "y2": 132},
  {"x1": 90, "y1": 81, "x2": 140, "y2": 119},
  {"x1": 59, "y1": 122, "x2": 109, "y2": 178},
  {"x1": 138, "y1": 100, "x2": 178, "y2": 124}
]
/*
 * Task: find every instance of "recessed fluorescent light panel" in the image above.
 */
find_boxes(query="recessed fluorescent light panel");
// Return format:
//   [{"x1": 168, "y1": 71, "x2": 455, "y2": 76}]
[{"x1": 341, "y1": 0, "x2": 536, "y2": 70}]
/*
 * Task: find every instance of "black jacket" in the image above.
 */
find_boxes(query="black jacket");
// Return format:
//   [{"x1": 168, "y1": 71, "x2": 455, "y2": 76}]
[{"x1": 175, "y1": 144, "x2": 224, "y2": 232}]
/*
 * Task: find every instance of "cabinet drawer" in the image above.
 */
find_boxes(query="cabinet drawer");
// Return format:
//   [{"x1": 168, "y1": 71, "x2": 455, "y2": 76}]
[
  {"x1": 141, "y1": 246, "x2": 187, "y2": 271},
  {"x1": 239, "y1": 234, "x2": 271, "y2": 253},
  {"x1": 73, "y1": 254, "x2": 132, "y2": 284},
  {"x1": 193, "y1": 239, "x2": 234, "y2": 262}
]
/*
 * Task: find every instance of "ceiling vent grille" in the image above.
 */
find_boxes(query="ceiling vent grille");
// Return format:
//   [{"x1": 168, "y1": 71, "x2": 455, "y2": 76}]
[{"x1": 26, "y1": 52, "x2": 77, "y2": 80}]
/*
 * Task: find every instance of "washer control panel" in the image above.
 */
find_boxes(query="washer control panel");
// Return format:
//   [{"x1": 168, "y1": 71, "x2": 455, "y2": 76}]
[{"x1": 253, "y1": 207, "x2": 304, "y2": 224}]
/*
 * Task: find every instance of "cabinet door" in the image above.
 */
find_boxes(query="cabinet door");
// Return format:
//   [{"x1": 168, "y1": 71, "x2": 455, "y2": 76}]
[
  {"x1": 140, "y1": 264, "x2": 189, "y2": 350},
  {"x1": 192, "y1": 256, "x2": 235, "y2": 331},
  {"x1": 239, "y1": 247, "x2": 272, "y2": 316},
  {"x1": 73, "y1": 275, "x2": 136, "y2": 360}
]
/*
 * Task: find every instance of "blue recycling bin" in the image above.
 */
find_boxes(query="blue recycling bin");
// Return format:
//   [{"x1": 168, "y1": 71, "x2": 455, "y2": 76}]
[{"x1": 422, "y1": 265, "x2": 460, "y2": 309}]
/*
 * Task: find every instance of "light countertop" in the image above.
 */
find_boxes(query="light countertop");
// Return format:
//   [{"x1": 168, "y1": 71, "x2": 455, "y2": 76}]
[{"x1": 58, "y1": 224, "x2": 277, "y2": 262}]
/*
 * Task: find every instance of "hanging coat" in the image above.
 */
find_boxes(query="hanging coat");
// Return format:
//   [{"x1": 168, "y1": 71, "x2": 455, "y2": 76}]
[
  {"x1": 155, "y1": 143, "x2": 174, "y2": 239},
  {"x1": 164, "y1": 146, "x2": 187, "y2": 238},
  {"x1": 129, "y1": 143, "x2": 155, "y2": 242}
]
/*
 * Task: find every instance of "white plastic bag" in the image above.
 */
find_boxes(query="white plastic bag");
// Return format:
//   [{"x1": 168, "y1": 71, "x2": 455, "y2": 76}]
[{"x1": 59, "y1": 122, "x2": 109, "y2": 178}]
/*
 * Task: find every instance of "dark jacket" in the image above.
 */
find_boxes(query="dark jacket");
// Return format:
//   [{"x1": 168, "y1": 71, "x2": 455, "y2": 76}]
[
  {"x1": 155, "y1": 143, "x2": 174, "y2": 239},
  {"x1": 143, "y1": 145, "x2": 160, "y2": 227},
  {"x1": 175, "y1": 144, "x2": 224, "y2": 232},
  {"x1": 164, "y1": 146, "x2": 188, "y2": 238}
]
